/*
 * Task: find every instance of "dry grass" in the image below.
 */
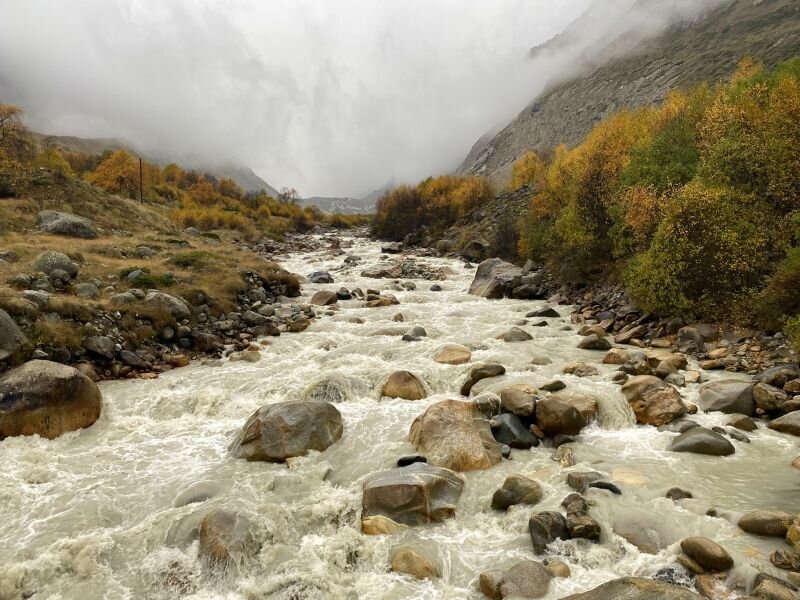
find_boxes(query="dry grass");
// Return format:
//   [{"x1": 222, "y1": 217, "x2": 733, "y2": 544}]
[{"x1": 28, "y1": 320, "x2": 83, "y2": 350}]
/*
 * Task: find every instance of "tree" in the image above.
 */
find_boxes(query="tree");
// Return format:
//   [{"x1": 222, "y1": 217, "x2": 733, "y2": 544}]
[
  {"x1": 0, "y1": 103, "x2": 32, "y2": 160},
  {"x1": 87, "y1": 150, "x2": 139, "y2": 197},
  {"x1": 510, "y1": 151, "x2": 546, "y2": 190},
  {"x1": 278, "y1": 187, "x2": 299, "y2": 205}
]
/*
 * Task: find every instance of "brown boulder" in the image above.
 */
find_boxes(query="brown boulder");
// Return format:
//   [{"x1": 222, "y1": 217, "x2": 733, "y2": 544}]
[
  {"x1": 310, "y1": 290, "x2": 338, "y2": 306},
  {"x1": 390, "y1": 547, "x2": 439, "y2": 579},
  {"x1": 433, "y1": 344, "x2": 472, "y2": 365},
  {"x1": 738, "y1": 510, "x2": 794, "y2": 537},
  {"x1": 621, "y1": 376, "x2": 687, "y2": 426},
  {"x1": 561, "y1": 577, "x2": 703, "y2": 600},
  {"x1": 199, "y1": 509, "x2": 258, "y2": 570},
  {"x1": 382, "y1": 370, "x2": 427, "y2": 400},
  {"x1": 535, "y1": 398, "x2": 587, "y2": 436},
  {"x1": 680, "y1": 537, "x2": 733, "y2": 572}
]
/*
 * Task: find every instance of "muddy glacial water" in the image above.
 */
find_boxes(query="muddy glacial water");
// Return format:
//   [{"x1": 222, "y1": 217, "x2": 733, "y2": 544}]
[{"x1": 1, "y1": 236, "x2": 798, "y2": 600}]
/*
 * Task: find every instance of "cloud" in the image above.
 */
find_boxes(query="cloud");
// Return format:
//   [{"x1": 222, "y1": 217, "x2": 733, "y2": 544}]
[{"x1": 0, "y1": 0, "x2": 718, "y2": 196}]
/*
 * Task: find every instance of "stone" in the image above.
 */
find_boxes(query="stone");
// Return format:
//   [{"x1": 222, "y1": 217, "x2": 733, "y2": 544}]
[
  {"x1": 362, "y1": 462, "x2": 464, "y2": 525},
  {"x1": 461, "y1": 239, "x2": 489, "y2": 261},
  {"x1": 552, "y1": 446, "x2": 576, "y2": 467},
  {"x1": 567, "y1": 513, "x2": 601, "y2": 541},
  {"x1": 390, "y1": 548, "x2": 438, "y2": 579},
  {"x1": 409, "y1": 400, "x2": 501, "y2": 471},
  {"x1": 604, "y1": 348, "x2": 631, "y2": 365},
  {"x1": 37, "y1": 210, "x2": 98, "y2": 239},
  {"x1": 768, "y1": 412, "x2": 800, "y2": 437},
  {"x1": 757, "y1": 365, "x2": 800, "y2": 388},
  {"x1": 498, "y1": 327, "x2": 533, "y2": 342},
  {"x1": 308, "y1": 271, "x2": 334, "y2": 284},
  {"x1": 789, "y1": 516, "x2": 800, "y2": 550},
  {"x1": 670, "y1": 427, "x2": 735, "y2": 456},
  {"x1": 433, "y1": 344, "x2": 471, "y2": 365},
  {"x1": 491, "y1": 474, "x2": 543, "y2": 511},
  {"x1": 474, "y1": 393, "x2": 501, "y2": 418},
  {"x1": 617, "y1": 526, "x2": 662, "y2": 554},
  {"x1": 563, "y1": 362, "x2": 598, "y2": 377},
  {"x1": 381, "y1": 242, "x2": 403, "y2": 254},
  {"x1": 32, "y1": 250, "x2": 79, "y2": 278},
  {"x1": 310, "y1": 290, "x2": 338, "y2": 306},
  {"x1": 229, "y1": 400, "x2": 343, "y2": 462},
  {"x1": 680, "y1": 537, "x2": 734, "y2": 572},
  {"x1": 754, "y1": 383, "x2": 788, "y2": 413},
  {"x1": 480, "y1": 570, "x2": 504, "y2": 600},
  {"x1": 771, "y1": 549, "x2": 800, "y2": 572},
  {"x1": 615, "y1": 325, "x2": 648, "y2": 345},
  {"x1": 0, "y1": 360, "x2": 102, "y2": 439},
  {"x1": 666, "y1": 487, "x2": 693, "y2": 501},
  {"x1": 491, "y1": 413, "x2": 539, "y2": 449},
  {"x1": 529, "y1": 511, "x2": 569, "y2": 554},
  {"x1": 535, "y1": 398, "x2": 587, "y2": 436},
  {"x1": 0, "y1": 308, "x2": 27, "y2": 362},
  {"x1": 728, "y1": 414, "x2": 757, "y2": 431},
  {"x1": 144, "y1": 291, "x2": 191, "y2": 321},
  {"x1": 468, "y1": 258, "x2": 523, "y2": 299},
  {"x1": 699, "y1": 380, "x2": 755, "y2": 415},
  {"x1": 198, "y1": 509, "x2": 257, "y2": 570},
  {"x1": 397, "y1": 455, "x2": 426, "y2": 467},
  {"x1": 500, "y1": 387, "x2": 537, "y2": 417},
  {"x1": 110, "y1": 292, "x2": 137, "y2": 306},
  {"x1": 738, "y1": 511, "x2": 794, "y2": 537},
  {"x1": 82, "y1": 335, "x2": 116, "y2": 360},
  {"x1": 382, "y1": 370, "x2": 427, "y2": 400},
  {"x1": 621, "y1": 376, "x2": 688, "y2": 426},
  {"x1": 461, "y1": 363, "x2": 505, "y2": 396},
  {"x1": 74, "y1": 282, "x2": 100, "y2": 299},
  {"x1": 527, "y1": 307, "x2": 560, "y2": 318},
  {"x1": 751, "y1": 579, "x2": 798, "y2": 600},
  {"x1": 544, "y1": 559, "x2": 571, "y2": 578},
  {"x1": 120, "y1": 350, "x2": 147, "y2": 369},
  {"x1": 499, "y1": 561, "x2": 551, "y2": 599},
  {"x1": 677, "y1": 327, "x2": 705, "y2": 353},
  {"x1": 550, "y1": 391, "x2": 599, "y2": 422},
  {"x1": 578, "y1": 334, "x2": 612, "y2": 351},
  {"x1": 540, "y1": 379, "x2": 566, "y2": 392},
  {"x1": 567, "y1": 471, "x2": 604, "y2": 493},
  {"x1": 361, "y1": 515, "x2": 408, "y2": 535},
  {"x1": 561, "y1": 577, "x2": 703, "y2": 600}
]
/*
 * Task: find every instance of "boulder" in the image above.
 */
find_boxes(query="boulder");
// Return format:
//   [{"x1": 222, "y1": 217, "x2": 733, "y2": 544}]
[
  {"x1": 645, "y1": 350, "x2": 688, "y2": 371},
  {"x1": 753, "y1": 383, "x2": 788, "y2": 413},
  {"x1": 527, "y1": 307, "x2": 560, "y2": 318},
  {"x1": 616, "y1": 526, "x2": 663, "y2": 554},
  {"x1": 604, "y1": 348, "x2": 631, "y2": 365},
  {"x1": 310, "y1": 290, "x2": 338, "y2": 306},
  {"x1": 433, "y1": 344, "x2": 471, "y2": 365},
  {"x1": 728, "y1": 414, "x2": 757, "y2": 431},
  {"x1": 561, "y1": 577, "x2": 703, "y2": 600},
  {"x1": 37, "y1": 210, "x2": 98, "y2": 239},
  {"x1": 497, "y1": 327, "x2": 533, "y2": 342},
  {"x1": 757, "y1": 365, "x2": 800, "y2": 388},
  {"x1": 82, "y1": 335, "x2": 116, "y2": 360},
  {"x1": 74, "y1": 282, "x2": 100, "y2": 299},
  {"x1": 669, "y1": 427, "x2": 735, "y2": 456},
  {"x1": 550, "y1": 391, "x2": 599, "y2": 422},
  {"x1": 621, "y1": 376, "x2": 687, "y2": 426},
  {"x1": 409, "y1": 399, "x2": 501, "y2": 471},
  {"x1": 308, "y1": 271, "x2": 334, "y2": 283},
  {"x1": 0, "y1": 360, "x2": 102, "y2": 439},
  {"x1": 500, "y1": 387, "x2": 537, "y2": 417},
  {"x1": 0, "y1": 308, "x2": 27, "y2": 362},
  {"x1": 381, "y1": 242, "x2": 403, "y2": 254},
  {"x1": 480, "y1": 570, "x2": 505, "y2": 600},
  {"x1": 362, "y1": 462, "x2": 464, "y2": 525},
  {"x1": 535, "y1": 398, "x2": 587, "y2": 436},
  {"x1": 361, "y1": 265, "x2": 402, "y2": 279},
  {"x1": 461, "y1": 363, "x2": 505, "y2": 396},
  {"x1": 529, "y1": 511, "x2": 569, "y2": 554},
  {"x1": 461, "y1": 239, "x2": 489, "y2": 262},
  {"x1": 567, "y1": 513, "x2": 601, "y2": 541},
  {"x1": 544, "y1": 559, "x2": 571, "y2": 578},
  {"x1": 228, "y1": 400, "x2": 343, "y2": 462},
  {"x1": 499, "y1": 561, "x2": 551, "y2": 599},
  {"x1": 698, "y1": 380, "x2": 755, "y2": 415},
  {"x1": 390, "y1": 548, "x2": 438, "y2": 579},
  {"x1": 578, "y1": 334, "x2": 612, "y2": 351},
  {"x1": 198, "y1": 509, "x2": 257, "y2": 569},
  {"x1": 768, "y1": 412, "x2": 800, "y2": 437},
  {"x1": 680, "y1": 537, "x2": 734, "y2": 572},
  {"x1": 563, "y1": 362, "x2": 598, "y2": 377},
  {"x1": 738, "y1": 511, "x2": 794, "y2": 537},
  {"x1": 32, "y1": 250, "x2": 78, "y2": 278},
  {"x1": 751, "y1": 579, "x2": 798, "y2": 600},
  {"x1": 491, "y1": 474, "x2": 543, "y2": 511},
  {"x1": 382, "y1": 370, "x2": 427, "y2": 400},
  {"x1": 361, "y1": 515, "x2": 407, "y2": 535},
  {"x1": 468, "y1": 258, "x2": 523, "y2": 299},
  {"x1": 492, "y1": 413, "x2": 539, "y2": 449},
  {"x1": 144, "y1": 291, "x2": 191, "y2": 321}
]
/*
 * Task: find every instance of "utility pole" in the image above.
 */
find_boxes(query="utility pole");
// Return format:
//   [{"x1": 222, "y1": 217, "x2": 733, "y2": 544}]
[{"x1": 139, "y1": 157, "x2": 144, "y2": 204}]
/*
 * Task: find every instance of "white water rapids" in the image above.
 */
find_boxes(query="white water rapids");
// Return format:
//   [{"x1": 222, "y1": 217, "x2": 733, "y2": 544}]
[{"x1": 1, "y1": 236, "x2": 798, "y2": 599}]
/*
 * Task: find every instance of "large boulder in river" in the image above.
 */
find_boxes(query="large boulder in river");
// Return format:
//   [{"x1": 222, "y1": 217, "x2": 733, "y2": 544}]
[
  {"x1": 698, "y1": 380, "x2": 755, "y2": 416},
  {"x1": 768, "y1": 411, "x2": 800, "y2": 436},
  {"x1": 561, "y1": 577, "x2": 703, "y2": 600},
  {"x1": 492, "y1": 474, "x2": 543, "y2": 511},
  {"x1": 498, "y1": 561, "x2": 551, "y2": 599},
  {"x1": 621, "y1": 376, "x2": 688, "y2": 426},
  {"x1": 738, "y1": 510, "x2": 795, "y2": 537},
  {"x1": 199, "y1": 509, "x2": 258, "y2": 569},
  {"x1": 362, "y1": 462, "x2": 464, "y2": 525},
  {"x1": 433, "y1": 344, "x2": 472, "y2": 365},
  {"x1": 382, "y1": 370, "x2": 427, "y2": 400},
  {"x1": 535, "y1": 397, "x2": 587, "y2": 436},
  {"x1": 409, "y1": 399, "x2": 501, "y2": 471},
  {"x1": 529, "y1": 511, "x2": 569, "y2": 554},
  {"x1": 669, "y1": 427, "x2": 735, "y2": 456},
  {"x1": 461, "y1": 363, "x2": 505, "y2": 396},
  {"x1": 228, "y1": 400, "x2": 343, "y2": 462},
  {"x1": 0, "y1": 308, "x2": 27, "y2": 362},
  {"x1": 310, "y1": 290, "x2": 338, "y2": 306},
  {"x1": 757, "y1": 364, "x2": 800, "y2": 388},
  {"x1": 680, "y1": 537, "x2": 734, "y2": 572},
  {"x1": 468, "y1": 258, "x2": 523, "y2": 299},
  {"x1": 0, "y1": 360, "x2": 102, "y2": 439},
  {"x1": 37, "y1": 210, "x2": 98, "y2": 239}
]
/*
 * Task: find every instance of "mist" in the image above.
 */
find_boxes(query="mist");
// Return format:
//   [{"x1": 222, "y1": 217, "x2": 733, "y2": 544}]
[{"x1": 0, "y1": 0, "x2": 722, "y2": 197}]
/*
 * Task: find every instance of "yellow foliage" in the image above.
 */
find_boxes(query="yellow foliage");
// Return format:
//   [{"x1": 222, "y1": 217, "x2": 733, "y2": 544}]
[{"x1": 509, "y1": 152, "x2": 546, "y2": 191}]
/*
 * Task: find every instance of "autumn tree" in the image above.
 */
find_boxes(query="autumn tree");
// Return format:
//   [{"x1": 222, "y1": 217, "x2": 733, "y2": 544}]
[
  {"x1": 509, "y1": 151, "x2": 546, "y2": 190},
  {"x1": 88, "y1": 150, "x2": 140, "y2": 197}
]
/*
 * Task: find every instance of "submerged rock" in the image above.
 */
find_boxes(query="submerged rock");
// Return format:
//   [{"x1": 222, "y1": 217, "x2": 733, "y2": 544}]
[
  {"x1": 499, "y1": 561, "x2": 551, "y2": 599},
  {"x1": 561, "y1": 577, "x2": 703, "y2": 600},
  {"x1": 768, "y1": 412, "x2": 800, "y2": 437},
  {"x1": 390, "y1": 547, "x2": 439, "y2": 579},
  {"x1": 199, "y1": 509, "x2": 258, "y2": 570},
  {"x1": 529, "y1": 511, "x2": 569, "y2": 554}
]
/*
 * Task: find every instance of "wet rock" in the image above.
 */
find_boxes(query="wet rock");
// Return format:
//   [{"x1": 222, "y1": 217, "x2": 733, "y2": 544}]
[
  {"x1": 561, "y1": 577, "x2": 704, "y2": 600},
  {"x1": 461, "y1": 363, "x2": 505, "y2": 396},
  {"x1": 677, "y1": 554, "x2": 707, "y2": 575},
  {"x1": 677, "y1": 327, "x2": 705, "y2": 354},
  {"x1": 768, "y1": 412, "x2": 800, "y2": 437},
  {"x1": 397, "y1": 455, "x2": 427, "y2": 467},
  {"x1": 474, "y1": 393, "x2": 501, "y2": 418},
  {"x1": 563, "y1": 362, "x2": 598, "y2": 377},
  {"x1": 361, "y1": 265, "x2": 402, "y2": 279},
  {"x1": 499, "y1": 561, "x2": 551, "y2": 599},
  {"x1": 0, "y1": 308, "x2": 27, "y2": 362},
  {"x1": 567, "y1": 513, "x2": 601, "y2": 541},
  {"x1": 670, "y1": 427, "x2": 735, "y2": 456},
  {"x1": 544, "y1": 558, "x2": 571, "y2": 578},
  {"x1": 680, "y1": 537, "x2": 734, "y2": 572},
  {"x1": 788, "y1": 516, "x2": 800, "y2": 550},
  {"x1": 0, "y1": 360, "x2": 102, "y2": 439},
  {"x1": 540, "y1": 379, "x2": 566, "y2": 392},
  {"x1": 578, "y1": 334, "x2": 612, "y2": 351},
  {"x1": 491, "y1": 474, "x2": 543, "y2": 511},
  {"x1": 409, "y1": 399, "x2": 501, "y2": 471},
  {"x1": 468, "y1": 258, "x2": 523, "y2": 299},
  {"x1": 229, "y1": 400, "x2": 343, "y2": 462},
  {"x1": 406, "y1": 326, "x2": 427, "y2": 338},
  {"x1": 728, "y1": 414, "x2": 757, "y2": 432},
  {"x1": 621, "y1": 376, "x2": 688, "y2": 426},
  {"x1": 491, "y1": 413, "x2": 539, "y2": 449},
  {"x1": 738, "y1": 510, "x2": 794, "y2": 537},
  {"x1": 666, "y1": 487, "x2": 693, "y2": 501},
  {"x1": 550, "y1": 391, "x2": 599, "y2": 422},
  {"x1": 528, "y1": 307, "x2": 560, "y2": 318},
  {"x1": 33, "y1": 250, "x2": 79, "y2": 278},
  {"x1": 361, "y1": 515, "x2": 408, "y2": 535},
  {"x1": 500, "y1": 387, "x2": 537, "y2": 417},
  {"x1": 37, "y1": 210, "x2": 98, "y2": 239},
  {"x1": 480, "y1": 570, "x2": 504, "y2": 600},
  {"x1": 529, "y1": 511, "x2": 569, "y2": 554},
  {"x1": 535, "y1": 397, "x2": 587, "y2": 436},
  {"x1": 567, "y1": 471, "x2": 604, "y2": 493},
  {"x1": 310, "y1": 290, "x2": 338, "y2": 306},
  {"x1": 500, "y1": 444, "x2": 511, "y2": 459},
  {"x1": 362, "y1": 462, "x2": 464, "y2": 525},
  {"x1": 751, "y1": 578, "x2": 798, "y2": 600},
  {"x1": 198, "y1": 509, "x2": 257, "y2": 570},
  {"x1": 433, "y1": 344, "x2": 472, "y2": 365},
  {"x1": 382, "y1": 370, "x2": 427, "y2": 400},
  {"x1": 604, "y1": 348, "x2": 631, "y2": 365},
  {"x1": 308, "y1": 271, "x2": 334, "y2": 284},
  {"x1": 771, "y1": 549, "x2": 800, "y2": 572},
  {"x1": 754, "y1": 383, "x2": 788, "y2": 413},
  {"x1": 757, "y1": 365, "x2": 800, "y2": 388},
  {"x1": 381, "y1": 242, "x2": 403, "y2": 254},
  {"x1": 697, "y1": 380, "x2": 755, "y2": 416},
  {"x1": 390, "y1": 547, "x2": 439, "y2": 579},
  {"x1": 552, "y1": 445, "x2": 576, "y2": 467},
  {"x1": 617, "y1": 526, "x2": 663, "y2": 554},
  {"x1": 498, "y1": 327, "x2": 533, "y2": 342}
]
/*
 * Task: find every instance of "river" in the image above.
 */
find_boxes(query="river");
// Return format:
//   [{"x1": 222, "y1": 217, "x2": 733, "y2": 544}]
[{"x1": 1, "y1": 236, "x2": 798, "y2": 599}]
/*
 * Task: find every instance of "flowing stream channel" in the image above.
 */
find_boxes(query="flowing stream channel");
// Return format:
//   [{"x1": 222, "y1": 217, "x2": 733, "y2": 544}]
[{"x1": 1, "y1": 236, "x2": 798, "y2": 600}]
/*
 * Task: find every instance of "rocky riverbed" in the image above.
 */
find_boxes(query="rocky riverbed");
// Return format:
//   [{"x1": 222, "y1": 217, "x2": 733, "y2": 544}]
[{"x1": 1, "y1": 235, "x2": 799, "y2": 600}]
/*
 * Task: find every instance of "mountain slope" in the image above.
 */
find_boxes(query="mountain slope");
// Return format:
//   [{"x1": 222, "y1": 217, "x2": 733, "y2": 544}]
[{"x1": 458, "y1": 0, "x2": 800, "y2": 186}]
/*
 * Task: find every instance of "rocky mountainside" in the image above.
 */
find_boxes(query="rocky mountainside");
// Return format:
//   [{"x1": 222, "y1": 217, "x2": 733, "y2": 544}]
[{"x1": 458, "y1": 0, "x2": 800, "y2": 186}]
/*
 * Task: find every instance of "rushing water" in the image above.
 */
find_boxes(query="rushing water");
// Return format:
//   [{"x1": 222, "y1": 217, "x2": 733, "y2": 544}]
[{"x1": 1, "y1": 236, "x2": 798, "y2": 600}]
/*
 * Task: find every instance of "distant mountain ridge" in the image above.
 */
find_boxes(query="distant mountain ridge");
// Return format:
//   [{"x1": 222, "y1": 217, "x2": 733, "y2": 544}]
[{"x1": 458, "y1": 0, "x2": 800, "y2": 186}]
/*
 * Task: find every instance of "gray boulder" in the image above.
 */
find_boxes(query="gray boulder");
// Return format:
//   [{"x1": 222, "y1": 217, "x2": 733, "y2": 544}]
[
  {"x1": 561, "y1": 577, "x2": 703, "y2": 600},
  {"x1": 699, "y1": 380, "x2": 755, "y2": 415},
  {"x1": 37, "y1": 210, "x2": 98, "y2": 239},
  {"x1": 499, "y1": 561, "x2": 551, "y2": 599},
  {"x1": 669, "y1": 427, "x2": 735, "y2": 456},
  {"x1": 32, "y1": 251, "x2": 79, "y2": 278},
  {"x1": 82, "y1": 336, "x2": 116, "y2": 360},
  {"x1": 0, "y1": 308, "x2": 27, "y2": 362},
  {"x1": 768, "y1": 411, "x2": 800, "y2": 437},
  {"x1": 144, "y1": 291, "x2": 191, "y2": 321},
  {"x1": 468, "y1": 258, "x2": 523, "y2": 299},
  {"x1": 308, "y1": 271, "x2": 334, "y2": 284},
  {"x1": 74, "y1": 282, "x2": 100, "y2": 299},
  {"x1": 491, "y1": 474, "x2": 543, "y2": 511}
]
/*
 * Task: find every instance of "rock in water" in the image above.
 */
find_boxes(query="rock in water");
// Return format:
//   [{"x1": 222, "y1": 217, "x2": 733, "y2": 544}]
[
  {"x1": 310, "y1": 290, "x2": 338, "y2": 306},
  {"x1": 362, "y1": 462, "x2": 464, "y2": 525},
  {"x1": 461, "y1": 363, "x2": 506, "y2": 396},
  {"x1": 0, "y1": 360, "x2": 102, "y2": 439},
  {"x1": 578, "y1": 334, "x2": 612, "y2": 351},
  {"x1": 535, "y1": 397, "x2": 587, "y2": 435},
  {"x1": 621, "y1": 376, "x2": 688, "y2": 426},
  {"x1": 0, "y1": 308, "x2": 27, "y2": 362},
  {"x1": 199, "y1": 509, "x2": 257, "y2": 570},
  {"x1": 738, "y1": 511, "x2": 794, "y2": 537},
  {"x1": 560, "y1": 577, "x2": 703, "y2": 600},
  {"x1": 433, "y1": 344, "x2": 472, "y2": 365},
  {"x1": 669, "y1": 427, "x2": 735, "y2": 456},
  {"x1": 382, "y1": 370, "x2": 427, "y2": 400},
  {"x1": 491, "y1": 474, "x2": 543, "y2": 511},
  {"x1": 409, "y1": 399, "x2": 501, "y2": 471},
  {"x1": 529, "y1": 511, "x2": 569, "y2": 554},
  {"x1": 229, "y1": 400, "x2": 343, "y2": 462},
  {"x1": 499, "y1": 561, "x2": 551, "y2": 599},
  {"x1": 497, "y1": 327, "x2": 533, "y2": 342},
  {"x1": 390, "y1": 548, "x2": 439, "y2": 579},
  {"x1": 468, "y1": 258, "x2": 523, "y2": 299},
  {"x1": 768, "y1": 412, "x2": 800, "y2": 437},
  {"x1": 491, "y1": 413, "x2": 538, "y2": 449},
  {"x1": 37, "y1": 210, "x2": 98, "y2": 239},
  {"x1": 680, "y1": 537, "x2": 734, "y2": 572},
  {"x1": 698, "y1": 380, "x2": 755, "y2": 415}
]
